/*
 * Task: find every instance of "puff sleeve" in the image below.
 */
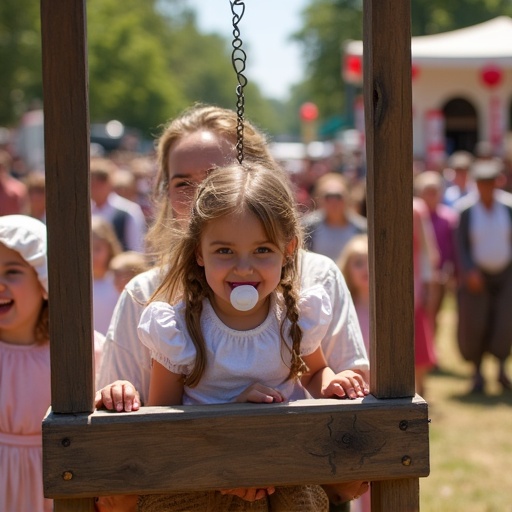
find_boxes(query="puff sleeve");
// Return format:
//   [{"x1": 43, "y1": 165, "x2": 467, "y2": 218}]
[
  {"x1": 138, "y1": 301, "x2": 195, "y2": 375},
  {"x1": 297, "y1": 285, "x2": 333, "y2": 356}
]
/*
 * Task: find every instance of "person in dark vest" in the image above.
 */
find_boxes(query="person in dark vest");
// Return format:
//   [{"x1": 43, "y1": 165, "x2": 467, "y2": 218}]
[
  {"x1": 455, "y1": 158, "x2": 512, "y2": 394},
  {"x1": 90, "y1": 157, "x2": 146, "y2": 252}
]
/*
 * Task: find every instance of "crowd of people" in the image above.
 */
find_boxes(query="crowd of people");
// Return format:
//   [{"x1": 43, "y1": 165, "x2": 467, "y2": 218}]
[{"x1": 1, "y1": 103, "x2": 512, "y2": 512}]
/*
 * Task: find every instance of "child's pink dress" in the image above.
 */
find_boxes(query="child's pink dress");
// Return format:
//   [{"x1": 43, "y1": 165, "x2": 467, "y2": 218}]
[{"x1": 0, "y1": 340, "x2": 53, "y2": 512}]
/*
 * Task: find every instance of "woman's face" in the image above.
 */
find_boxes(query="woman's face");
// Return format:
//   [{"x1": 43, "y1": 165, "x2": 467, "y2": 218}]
[
  {"x1": 347, "y1": 251, "x2": 369, "y2": 294},
  {"x1": 167, "y1": 130, "x2": 236, "y2": 220}
]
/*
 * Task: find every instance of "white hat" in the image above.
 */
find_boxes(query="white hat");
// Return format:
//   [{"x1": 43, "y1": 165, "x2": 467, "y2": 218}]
[
  {"x1": 0, "y1": 215, "x2": 48, "y2": 292},
  {"x1": 470, "y1": 159, "x2": 503, "y2": 181}
]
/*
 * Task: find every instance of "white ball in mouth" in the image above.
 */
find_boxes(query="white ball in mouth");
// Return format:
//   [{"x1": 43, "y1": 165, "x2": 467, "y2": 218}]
[{"x1": 230, "y1": 285, "x2": 259, "y2": 311}]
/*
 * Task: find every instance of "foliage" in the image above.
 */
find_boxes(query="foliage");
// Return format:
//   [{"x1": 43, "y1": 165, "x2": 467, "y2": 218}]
[
  {"x1": 0, "y1": 0, "x2": 43, "y2": 125},
  {"x1": 292, "y1": 0, "x2": 363, "y2": 123}
]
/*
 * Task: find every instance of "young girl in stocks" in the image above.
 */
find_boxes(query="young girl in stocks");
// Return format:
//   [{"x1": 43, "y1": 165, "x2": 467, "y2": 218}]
[
  {"x1": 132, "y1": 162, "x2": 369, "y2": 512},
  {"x1": 0, "y1": 215, "x2": 52, "y2": 512}
]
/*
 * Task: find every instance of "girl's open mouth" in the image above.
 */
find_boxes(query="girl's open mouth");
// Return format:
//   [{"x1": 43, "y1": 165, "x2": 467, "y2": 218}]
[
  {"x1": 230, "y1": 282, "x2": 258, "y2": 290},
  {"x1": 0, "y1": 299, "x2": 13, "y2": 313}
]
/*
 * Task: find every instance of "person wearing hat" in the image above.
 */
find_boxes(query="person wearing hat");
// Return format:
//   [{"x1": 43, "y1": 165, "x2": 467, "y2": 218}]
[
  {"x1": 0, "y1": 214, "x2": 53, "y2": 512},
  {"x1": 442, "y1": 150, "x2": 475, "y2": 209},
  {"x1": 455, "y1": 159, "x2": 512, "y2": 394}
]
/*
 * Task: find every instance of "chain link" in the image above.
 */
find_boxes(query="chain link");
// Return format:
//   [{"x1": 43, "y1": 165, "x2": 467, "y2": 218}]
[{"x1": 230, "y1": 0, "x2": 247, "y2": 163}]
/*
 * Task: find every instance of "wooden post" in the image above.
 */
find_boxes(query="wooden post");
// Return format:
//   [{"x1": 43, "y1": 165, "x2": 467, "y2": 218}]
[
  {"x1": 363, "y1": 0, "x2": 419, "y2": 510},
  {"x1": 41, "y1": 0, "x2": 95, "y2": 509}
]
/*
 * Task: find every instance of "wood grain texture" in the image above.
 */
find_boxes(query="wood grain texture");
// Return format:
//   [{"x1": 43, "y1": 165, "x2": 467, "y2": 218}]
[
  {"x1": 41, "y1": 0, "x2": 94, "y2": 414},
  {"x1": 43, "y1": 397, "x2": 429, "y2": 498},
  {"x1": 363, "y1": 1, "x2": 419, "y2": 510},
  {"x1": 364, "y1": 0, "x2": 415, "y2": 399},
  {"x1": 54, "y1": 498, "x2": 96, "y2": 512},
  {"x1": 371, "y1": 478, "x2": 420, "y2": 512}
]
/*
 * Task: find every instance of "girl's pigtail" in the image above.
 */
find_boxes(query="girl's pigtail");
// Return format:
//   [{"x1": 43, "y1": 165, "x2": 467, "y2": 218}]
[
  {"x1": 183, "y1": 268, "x2": 208, "y2": 387},
  {"x1": 280, "y1": 277, "x2": 308, "y2": 380}
]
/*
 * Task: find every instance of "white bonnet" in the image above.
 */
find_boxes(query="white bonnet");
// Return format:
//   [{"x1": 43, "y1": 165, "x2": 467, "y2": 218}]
[{"x1": 0, "y1": 215, "x2": 48, "y2": 292}]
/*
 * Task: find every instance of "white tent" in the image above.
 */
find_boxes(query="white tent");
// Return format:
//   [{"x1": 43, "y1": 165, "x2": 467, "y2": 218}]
[
  {"x1": 343, "y1": 16, "x2": 512, "y2": 164},
  {"x1": 345, "y1": 16, "x2": 512, "y2": 67}
]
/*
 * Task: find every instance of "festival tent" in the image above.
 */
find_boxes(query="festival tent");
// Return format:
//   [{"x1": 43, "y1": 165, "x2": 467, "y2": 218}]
[{"x1": 344, "y1": 16, "x2": 512, "y2": 166}]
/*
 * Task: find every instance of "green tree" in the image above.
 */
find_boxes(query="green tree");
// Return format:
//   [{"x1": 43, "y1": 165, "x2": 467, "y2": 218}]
[{"x1": 0, "y1": 0, "x2": 42, "y2": 126}]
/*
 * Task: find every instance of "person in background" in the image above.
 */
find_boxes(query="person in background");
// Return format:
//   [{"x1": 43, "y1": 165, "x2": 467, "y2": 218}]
[
  {"x1": 109, "y1": 250, "x2": 147, "y2": 294},
  {"x1": 302, "y1": 172, "x2": 367, "y2": 261},
  {"x1": 24, "y1": 172, "x2": 46, "y2": 223},
  {"x1": 112, "y1": 168, "x2": 139, "y2": 204},
  {"x1": 91, "y1": 216, "x2": 123, "y2": 336},
  {"x1": 414, "y1": 171, "x2": 458, "y2": 334},
  {"x1": 90, "y1": 157, "x2": 146, "y2": 252},
  {"x1": 442, "y1": 150, "x2": 474, "y2": 210},
  {"x1": 0, "y1": 150, "x2": 29, "y2": 216},
  {"x1": 455, "y1": 158, "x2": 512, "y2": 394},
  {"x1": 413, "y1": 197, "x2": 439, "y2": 397}
]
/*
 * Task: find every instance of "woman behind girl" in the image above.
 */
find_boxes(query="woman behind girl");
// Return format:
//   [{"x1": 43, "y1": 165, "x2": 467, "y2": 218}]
[
  {"x1": 0, "y1": 215, "x2": 52, "y2": 512},
  {"x1": 106, "y1": 162, "x2": 369, "y2": 512}
]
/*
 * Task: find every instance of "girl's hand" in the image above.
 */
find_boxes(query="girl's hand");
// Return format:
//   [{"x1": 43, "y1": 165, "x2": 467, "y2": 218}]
[
  {"x1": 234, "y1": 383, "x2": 284, "y2": 404},
  {"x1": 94, "y1": 380, "x2": 141, "y2": 412},
  {"x1": 322, "y1": 370, "x2": 369, "y2": 399},
  {"x1": 220, "y1": 487, "x2": 275, "y2": 501}
]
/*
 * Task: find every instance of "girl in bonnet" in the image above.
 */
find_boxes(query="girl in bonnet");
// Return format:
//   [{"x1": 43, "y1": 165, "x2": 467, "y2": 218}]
[{"x1": 0, "y1": 214, "x2": 52, "y2": 512}]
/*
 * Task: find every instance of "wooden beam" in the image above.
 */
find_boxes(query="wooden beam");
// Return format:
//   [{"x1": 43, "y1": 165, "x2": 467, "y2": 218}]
[
  {"x1": 43, "y1": 397, "x2": 429, "y2": 498},
  {"x1": 363, "y1": 1, "x2": 419, "y2": 510},
  {"x1": 364, "y1": 1, "x2": 414, "y2": 399},
  {"x1": 41, "y1": 0, "x2": 94, "y2": 509},
  {"x1": 41, "y1": 0, "x2": 94, "y2": 414}
]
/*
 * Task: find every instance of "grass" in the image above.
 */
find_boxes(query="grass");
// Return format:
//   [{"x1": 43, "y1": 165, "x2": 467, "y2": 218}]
[{"x1": 419, "y1": 293, "x2": 512, "y2": 512}]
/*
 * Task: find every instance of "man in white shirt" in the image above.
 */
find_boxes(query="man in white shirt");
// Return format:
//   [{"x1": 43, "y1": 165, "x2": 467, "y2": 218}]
[{"x1": 455, "y1": 158, "x2": 512, "y2": 394}]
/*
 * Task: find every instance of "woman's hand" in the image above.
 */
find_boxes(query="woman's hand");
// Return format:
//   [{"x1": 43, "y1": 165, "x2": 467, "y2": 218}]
[
  {"x1": 94, "y1": 380, "x2": 141, "y2": 412},
  {"x1": 220, "y1": 487, "x2": 275, "y2": 501},
  {"x1": 234, "y1": 383, "x2": 284, "y2": 404},
  {"x1": 322, "y1": 370, "x2": 369, "y2": 399}
]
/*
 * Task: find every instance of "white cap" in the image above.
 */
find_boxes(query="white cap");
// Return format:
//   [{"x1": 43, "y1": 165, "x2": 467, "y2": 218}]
[{"x1": 0, "y1": 215, "x2": 48, "y2": 292}]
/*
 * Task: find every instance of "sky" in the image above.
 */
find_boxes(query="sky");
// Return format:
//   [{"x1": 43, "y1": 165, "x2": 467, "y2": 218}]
[{"x1": 185, "y1": 0, "x2": 311, "y2": 100}]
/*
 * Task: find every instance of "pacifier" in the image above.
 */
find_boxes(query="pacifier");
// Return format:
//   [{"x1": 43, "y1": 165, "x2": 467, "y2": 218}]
[{"x1": 230, "y1": 285, "x2": 259, "y2": 311}]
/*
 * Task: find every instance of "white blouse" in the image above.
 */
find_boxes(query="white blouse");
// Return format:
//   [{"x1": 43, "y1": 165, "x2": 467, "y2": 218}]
[{"x1": 138, "y1": 287, "x2": 332, "y2": 405}]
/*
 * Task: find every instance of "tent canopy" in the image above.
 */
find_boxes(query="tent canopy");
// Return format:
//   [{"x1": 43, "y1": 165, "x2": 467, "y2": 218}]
[{"x1": 345, "y1": 16, "x2": 512, "y2": 67}]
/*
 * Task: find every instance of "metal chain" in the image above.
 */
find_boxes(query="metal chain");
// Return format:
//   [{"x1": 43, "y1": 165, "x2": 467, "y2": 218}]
[{"x1": 230, "y1": 0, "x2": 247, "y2": 163}]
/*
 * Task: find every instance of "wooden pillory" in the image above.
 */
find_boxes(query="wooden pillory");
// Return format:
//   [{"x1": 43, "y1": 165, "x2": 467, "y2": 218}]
[{"x1": 40, "y1": 1, "x2": 429, "y2": 511}]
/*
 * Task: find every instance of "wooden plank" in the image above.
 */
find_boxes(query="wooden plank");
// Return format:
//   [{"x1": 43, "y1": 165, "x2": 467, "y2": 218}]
[
  {"x1": 364, "y1": 0, "x2": 415, "y2": 399},
  {"x1": 41, "y1": 0, "x2": 94, "y2": 414},
  {"x1": 41, "y1": 1, "x2": 93, "y2": 509},
  {"x1": 363, "y1": 1, "x2": 419, "y2": 510},
  {"x1": 54, "y1": 499, "x2": 96, "y2": 512},
  {"x1": 371, "y1": 478, "x2": 420, "y2": 512},
  {"x1": 43, "y1": 397, "x2": 429, "y2": 498}
]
